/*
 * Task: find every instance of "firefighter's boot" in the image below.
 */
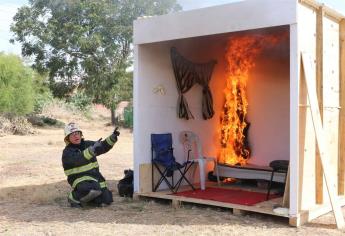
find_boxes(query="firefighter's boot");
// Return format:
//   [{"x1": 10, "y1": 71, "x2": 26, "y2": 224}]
[{"x1": 80, "y1": 189, "x2": 102, "y2": 203}]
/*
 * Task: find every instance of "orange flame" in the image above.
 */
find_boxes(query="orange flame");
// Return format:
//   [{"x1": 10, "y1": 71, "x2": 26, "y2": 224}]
[{"x1": 219, "y1": 34, "x2": 286, "y2": 166}]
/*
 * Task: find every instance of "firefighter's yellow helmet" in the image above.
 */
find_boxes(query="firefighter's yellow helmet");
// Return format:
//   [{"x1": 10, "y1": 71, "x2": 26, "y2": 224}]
[{"x1": 64, "y1": 122, "x2": 82, "y2": 143}]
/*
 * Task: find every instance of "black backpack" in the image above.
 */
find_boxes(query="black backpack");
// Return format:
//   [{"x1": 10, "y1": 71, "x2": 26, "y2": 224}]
[{"x1": 117, "y1": 169, "x2": 133, "y2": 198}]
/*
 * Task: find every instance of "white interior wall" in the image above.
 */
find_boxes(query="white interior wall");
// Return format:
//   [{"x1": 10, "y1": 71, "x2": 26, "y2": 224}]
[
  {"x1": 247, "y1": 40, "x2": 290, "y2": 165},
  {"x1": 134, "y1": 27, "x2": 290, "y2": 191}
]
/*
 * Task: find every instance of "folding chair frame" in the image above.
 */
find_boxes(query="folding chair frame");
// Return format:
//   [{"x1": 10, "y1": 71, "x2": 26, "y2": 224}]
[
  {"x1": 151, "y1": 134, "x2": 196, "y2": 193},
  {"x1": 173, "y1": 150, "x2": 196, "y2": 192}
]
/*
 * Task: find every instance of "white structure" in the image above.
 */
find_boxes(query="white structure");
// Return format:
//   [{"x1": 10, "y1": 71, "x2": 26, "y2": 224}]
[{"x1": 133, "y1": 0, "x2": 345, "y2": 226}]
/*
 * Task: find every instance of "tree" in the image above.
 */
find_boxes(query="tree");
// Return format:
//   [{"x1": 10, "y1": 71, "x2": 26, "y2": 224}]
[
  {"x1": 10, "y1": 0, "x2": 181, "y2": 123},
  {"x1": 0, "y1": 53, "x2": 35, "y2": 115}
]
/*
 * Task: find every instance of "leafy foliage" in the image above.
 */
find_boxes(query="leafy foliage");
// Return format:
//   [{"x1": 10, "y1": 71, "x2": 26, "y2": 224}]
[
  {"x1": 0, "y1": 53, "x2": 35, "y2": 115},
  {"x1": 33, "y1": 90, "x2": 54, "y2": 114},
  {"x1": 68, "y1": 91, "x2": 93, "y2": 111},
  {"x1": 10, "y1": 0, "x2": 181, "y2": 111},
  {"x1": 124, "y1": 105, "x2": 133, "y2": 128}
]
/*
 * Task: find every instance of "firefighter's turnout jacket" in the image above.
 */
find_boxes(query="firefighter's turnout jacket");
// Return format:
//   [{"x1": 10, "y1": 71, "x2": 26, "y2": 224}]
[{"x1": 62, "y1": 135, "x2": 117, "y2": 190}]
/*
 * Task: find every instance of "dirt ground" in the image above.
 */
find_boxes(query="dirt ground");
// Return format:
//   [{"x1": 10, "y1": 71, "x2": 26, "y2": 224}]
[{"x1": 1, "y1": 111, "x2": 345, "y2": 236}]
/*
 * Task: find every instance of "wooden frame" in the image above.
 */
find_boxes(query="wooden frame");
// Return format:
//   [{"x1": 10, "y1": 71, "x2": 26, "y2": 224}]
[
  {"x1": 339, "y1": 19, "x2": 345, "y2": 196},
  {"x1": 301, "y1": 52, "x2": 344, "y2": 228},
  {"x1": 315, "y1": 5, "x2": 324, "y2": 204}
]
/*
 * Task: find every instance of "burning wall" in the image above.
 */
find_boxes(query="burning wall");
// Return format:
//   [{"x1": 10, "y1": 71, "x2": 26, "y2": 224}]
[{"x1": 219, "y1": 32, "x2": 289, "y2": 166}]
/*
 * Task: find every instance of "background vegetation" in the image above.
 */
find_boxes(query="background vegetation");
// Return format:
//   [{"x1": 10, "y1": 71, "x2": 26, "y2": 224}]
[{"x1": 0, "y1": 0, "x2": 182, "y2": 132}]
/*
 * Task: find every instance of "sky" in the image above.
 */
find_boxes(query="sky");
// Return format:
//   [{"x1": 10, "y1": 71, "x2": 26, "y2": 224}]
[{"x1": 1, "y1": 0, "x2": 345, "y2": 56}]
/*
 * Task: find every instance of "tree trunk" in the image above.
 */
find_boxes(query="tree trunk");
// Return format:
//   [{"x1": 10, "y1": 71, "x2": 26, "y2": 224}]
[{"x1": 111, "y1": 109, "x2": 116, "y2": 125}]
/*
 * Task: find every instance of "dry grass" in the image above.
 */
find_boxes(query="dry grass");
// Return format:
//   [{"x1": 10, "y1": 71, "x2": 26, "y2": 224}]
[{"x1": 0, "y1": 106, "x2": 345, "y2": 235}]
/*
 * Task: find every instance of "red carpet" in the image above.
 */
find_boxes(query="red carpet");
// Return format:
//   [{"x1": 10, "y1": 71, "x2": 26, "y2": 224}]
[{"x1": 173, "y1": 187, "x2": 279, "y2": 206}]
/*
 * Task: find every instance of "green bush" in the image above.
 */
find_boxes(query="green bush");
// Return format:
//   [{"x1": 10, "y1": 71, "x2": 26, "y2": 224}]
[
  {"x1": 27, "y1": 115, "x2": 64, "y2": 128},
  {"x1": 124, "y1": 106, "x2": 133, "y2": 128},
  {"x1": 68, "y1": 91, "x2": 92, "y2": 112},
  {"x1": 50, "y1": 81, "x2": 77, "y2": 99},
  {"x1": 0, "y1": 54, "x2": 35, "y2": 115},
  {"x1": 33, "y1": 91, "x2": 54, "y2": 114}
]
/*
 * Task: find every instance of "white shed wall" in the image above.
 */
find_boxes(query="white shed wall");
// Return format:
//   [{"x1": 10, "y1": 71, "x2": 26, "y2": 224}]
[
  {"x1": 133, "y1": 0, "x2": 297, "y2": 45},
  {"x1": 134, "y1": 29, "x2": 290, "y2": 191}
]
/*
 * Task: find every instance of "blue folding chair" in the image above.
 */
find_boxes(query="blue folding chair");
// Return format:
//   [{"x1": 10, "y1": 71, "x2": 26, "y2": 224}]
[{"x1": 151, "y1": 133, "x2": 195, "y2": 193}]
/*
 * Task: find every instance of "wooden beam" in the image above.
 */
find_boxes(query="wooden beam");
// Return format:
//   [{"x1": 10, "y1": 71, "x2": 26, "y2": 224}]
[
  {"x1": 139, "y1": 163, "x2": 154, "y2": 193},
  {"x1": 171, "y1": 199, "x2": 181, "y2": 209},
  {"x1": 302, "y1": 52, "x2": 345, "y2": 229},
  {"x1": 299, "y1": 0, "x2": 344, "y2": 22},
  {"x1": 339, "y1": 19, "x2": 345, "y2": 195},
  {"x1": 282, "y1": 166, "x2": 290, "y2": 208},
  {"x1": 289, "y1": 211, "x2": 309, "y2": 227},
  {"x1": 315, "y1": 6, "x2": 324, "y2": 204}
]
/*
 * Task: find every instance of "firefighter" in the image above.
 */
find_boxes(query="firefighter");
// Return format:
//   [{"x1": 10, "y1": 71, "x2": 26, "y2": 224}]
[{"x1": 62, "y1": 122, "x2": 120, "y2": 207}]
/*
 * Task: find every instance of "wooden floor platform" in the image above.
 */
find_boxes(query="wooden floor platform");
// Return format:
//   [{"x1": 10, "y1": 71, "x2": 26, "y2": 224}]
[{"x1": 136, "y1": 182, "x2": 290, "y2": 218}]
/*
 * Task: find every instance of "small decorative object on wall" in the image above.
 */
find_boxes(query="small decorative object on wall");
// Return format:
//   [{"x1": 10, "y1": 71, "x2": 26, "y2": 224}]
[
  {"x1": 170, "y1": 47, "x2": 217, "y2": 120},
  {"x1": 153, "y1": 84, "x2": 166, "y2": 95}
]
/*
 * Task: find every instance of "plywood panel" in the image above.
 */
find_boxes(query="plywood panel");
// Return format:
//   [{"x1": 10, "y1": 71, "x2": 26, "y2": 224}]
[
  {"x1": 323, "y1": 16, "x2": 340, "y2": 201},
  {"x1": 139, "y1": 163, "x2": 153, "y2": 193},
  {"x1": 302, "y1": 52, "x2": 345, "y2": 229}
]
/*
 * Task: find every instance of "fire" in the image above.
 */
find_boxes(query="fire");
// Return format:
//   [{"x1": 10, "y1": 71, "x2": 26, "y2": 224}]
[
  {"x1": 222, "y1": 177, "x2": 237, "y2": 184},
  {"x1": 219, "y1": 33, "x2": 285, "y2": 166}
]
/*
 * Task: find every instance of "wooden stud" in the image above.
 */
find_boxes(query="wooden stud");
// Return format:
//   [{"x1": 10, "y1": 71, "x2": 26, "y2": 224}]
[
  {"x1": 289, "y1": 211, "x2": 309, "y2": 227},
  {"x1": 233, "y1": 209, "x2": 246, "y2": 216},
  {"x1": 302, "y1": 52, "x2": 345, "y2": 229},
  {"x1": 132, "y1": 193, "x2": 141, "y2": 201},
  {"x1": 339, "y1": 19, "x2": 345, "y2": 196},
  {"x1": 282, "y1": 166, "x2": 290, "y2": 208},
  {"x1": 298, "y1": 57, "x2": 307, "y2": 214},
  {"x1": 289, "y1": 216, "x2": 300, "y2": 227},
  {"x1": 139, "y1": 163, "x2": 153, "y2": 193},
  {"x1": 172, "y1": 199, "x2": 181, "y2": 209},
  {"x1": 299, "y1": 0, "x2": 344, "y2": 22},
  {"x1": 315, "y1": 6, "x2": 324, "y2": 204}
]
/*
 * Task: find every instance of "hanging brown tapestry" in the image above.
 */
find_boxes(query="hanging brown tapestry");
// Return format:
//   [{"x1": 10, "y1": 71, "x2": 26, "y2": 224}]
[{"x1": 170, "y1": 47, "x2": 217, "y2": 120}]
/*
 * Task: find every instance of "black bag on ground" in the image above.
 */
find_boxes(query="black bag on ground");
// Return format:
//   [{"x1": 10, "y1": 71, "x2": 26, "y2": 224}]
[{"x1": 117, "y1": 169, "x2": 133, "y2": 198}]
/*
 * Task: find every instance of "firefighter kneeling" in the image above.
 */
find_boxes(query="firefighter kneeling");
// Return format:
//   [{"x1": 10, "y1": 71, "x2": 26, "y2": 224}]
[{"x1": 62, "y1": 122, "x2": 120, "y2": 207}]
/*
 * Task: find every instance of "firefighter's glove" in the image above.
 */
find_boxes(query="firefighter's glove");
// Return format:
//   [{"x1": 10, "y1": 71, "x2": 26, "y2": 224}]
[
  {"x1": 89, "y1": 138, "x2": 103, "y2": 156},
  {"x1": 111, "y1": 127, "x2": 120, "y2": 141}
]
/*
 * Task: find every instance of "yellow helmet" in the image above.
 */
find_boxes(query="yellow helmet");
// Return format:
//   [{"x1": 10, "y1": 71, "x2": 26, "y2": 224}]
[{"x1": 64, "y1": 122, "x2": 82, "y2": 144}]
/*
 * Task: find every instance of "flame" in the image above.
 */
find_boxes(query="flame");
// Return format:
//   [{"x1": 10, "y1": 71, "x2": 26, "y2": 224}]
[
  {"x1": 219, "y1": 34, "x2": 285, "y2": 166},
  {"x1": 222, "y1": 177, "x2": 237, "y2": 184}
]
